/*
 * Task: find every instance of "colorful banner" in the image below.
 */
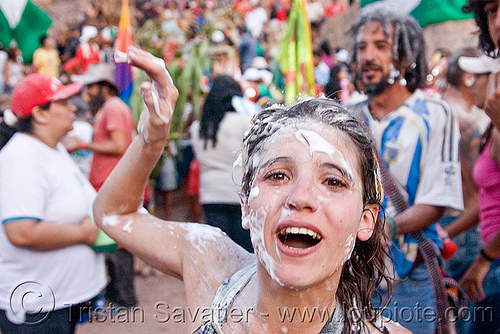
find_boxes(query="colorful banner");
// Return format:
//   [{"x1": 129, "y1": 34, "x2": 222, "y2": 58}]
[
  {"x1": 0, "y1": 0, "x2": 52, "y2": 64},
  {"x1": 277, "y1": 0, "x2": 316, "y2": 104},
  {"x1": 360, "y1": 0, "x2": 473, "y2": 28},
  {"x1": 114, "y1": 0, "x2": 133, "y2": 104}
]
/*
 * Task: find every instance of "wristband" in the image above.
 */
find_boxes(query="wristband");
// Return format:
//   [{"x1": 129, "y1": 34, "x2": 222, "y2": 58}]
[
  {"x1": 480, "y1": 249, "x2": 495, "y2": 262},
  {"x1": 386, "y1": 217, "x2": 399, "y2": 239}
]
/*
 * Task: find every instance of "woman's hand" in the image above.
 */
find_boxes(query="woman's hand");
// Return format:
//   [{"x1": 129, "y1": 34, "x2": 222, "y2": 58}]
[
  {"x1": 459, "y1": 255, "x2": 491, "y2": 302},
  {"x1": 64, "y1": 135, "x2": 85, "y2": 153},
  {"x1": 126, "y1": 46, "x2": 179, "y2": 145},
  {"x1": 80, "y1": 216, "x2": 100, "y2": 244}
]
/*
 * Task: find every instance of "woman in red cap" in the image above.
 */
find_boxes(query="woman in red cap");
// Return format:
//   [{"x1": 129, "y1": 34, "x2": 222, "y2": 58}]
[{"x1": 0, "y1": 74, "x2": 106, "y2": 333}]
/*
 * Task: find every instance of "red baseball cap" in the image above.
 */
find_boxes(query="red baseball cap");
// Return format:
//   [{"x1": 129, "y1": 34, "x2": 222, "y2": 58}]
[{"x1": 11, "y1": 74, "x2": 84, "y2": 119}]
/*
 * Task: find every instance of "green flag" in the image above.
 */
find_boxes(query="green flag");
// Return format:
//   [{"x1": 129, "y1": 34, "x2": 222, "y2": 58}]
[
  {"x1": 277, "y1": 0, "x2": 316, "y2": 104},
  {"x1": 360, "y1": 0, "x2": 473, "y2": 28},
  {"x1": 0, "y1": 0, "x2": 52, "y2": 64}
]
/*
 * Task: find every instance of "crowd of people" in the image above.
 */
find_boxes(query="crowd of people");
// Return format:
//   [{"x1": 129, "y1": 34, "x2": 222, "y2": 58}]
[{"x1": 0, "y1": 0, "x2": 499, "y2": 333}]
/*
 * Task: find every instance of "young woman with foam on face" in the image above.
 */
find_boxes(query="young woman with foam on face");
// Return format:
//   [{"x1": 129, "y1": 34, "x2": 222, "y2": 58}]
[{"x1": 93, "y1": 47, "x2": 410, "y2": 334}]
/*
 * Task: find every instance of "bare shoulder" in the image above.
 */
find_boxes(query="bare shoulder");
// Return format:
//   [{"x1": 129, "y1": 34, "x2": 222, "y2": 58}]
[{"x1": 179, "y1": 222, "x2": 255, "y2": 304}]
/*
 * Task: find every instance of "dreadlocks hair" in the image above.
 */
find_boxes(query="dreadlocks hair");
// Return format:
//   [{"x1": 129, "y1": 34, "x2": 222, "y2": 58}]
[
  {"x1": 199, "y1": 75, "x2": 243, "y2": 149},
  {"x1": 350, "y1": 6, "x2": 428, "y2": 92},
  {"x1": 463, "y1": 0, "x2": 497, "y2": 56}
]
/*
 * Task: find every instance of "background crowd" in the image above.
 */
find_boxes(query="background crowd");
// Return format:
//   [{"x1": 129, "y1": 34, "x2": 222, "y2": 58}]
[{"x1": 0, "y1": 0, "x2": 499, "y2": 333}]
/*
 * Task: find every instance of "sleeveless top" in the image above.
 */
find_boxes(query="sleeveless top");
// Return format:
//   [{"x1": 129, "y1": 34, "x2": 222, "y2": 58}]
[
  {"x1": 473, "y1": 139, "x2": 500, "y2": 249},
  {"x1": 193, "y1": 262, "x2": 388, "y2": 334}
]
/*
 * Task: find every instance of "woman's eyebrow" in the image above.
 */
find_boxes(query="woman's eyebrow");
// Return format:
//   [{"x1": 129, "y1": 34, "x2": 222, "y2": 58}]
[
  {"x1": 259, "y1": 156, "x2": 291, "y2": 169},
  {"x1": 320, "y1": 162, "x2": 354, "y2": 182}
]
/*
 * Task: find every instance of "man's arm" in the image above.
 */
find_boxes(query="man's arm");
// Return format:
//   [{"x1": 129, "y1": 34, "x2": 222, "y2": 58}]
[
  {"x1": 67, "y1": 130, "x2": 128, "y2": 155},
  {"x1": 87, "y1": 130, "x2": 128, "y2": 155},
  {"x1": 393, "y1": 204, "x2": 445, "y2": 235}
]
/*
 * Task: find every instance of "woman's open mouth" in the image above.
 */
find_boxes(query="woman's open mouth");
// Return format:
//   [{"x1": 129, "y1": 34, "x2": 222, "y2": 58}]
[{"x1": 278, "y1": 227, "x2": 322, "y2": 249}]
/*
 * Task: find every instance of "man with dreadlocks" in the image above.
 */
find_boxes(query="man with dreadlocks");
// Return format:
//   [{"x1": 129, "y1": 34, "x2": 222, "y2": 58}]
[{"x1": 349, "y1": 6, "x2": 463, "y2": 333}]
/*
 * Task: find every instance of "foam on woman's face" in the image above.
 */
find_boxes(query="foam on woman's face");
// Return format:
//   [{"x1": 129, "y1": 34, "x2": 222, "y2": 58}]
[
  {"x1": 243, "y1": 121, "x2": 361, "y2": 286},
  {"x1": 294, "y1": 128, "x2": 355, "y2": 181}
]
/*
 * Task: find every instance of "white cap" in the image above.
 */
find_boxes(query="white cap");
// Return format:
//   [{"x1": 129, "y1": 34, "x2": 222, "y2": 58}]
[
  {"x1": 79, "y1": 26, "x2": 98, "y2": 43},
  {"x1": 458, "y1": 54, "x2": 500, "y2": 74},
  {"x1": 259, "y1": 69, "x2": 273, "y2": 85},
  {"x1": 211, "y1": 30, "x2": 225, "y2": 44},
  {"x1": 243, "y1": 67, "x2": 261, "y2": 82},
  {"x1": 251, "y1": 56, "x2": 268, "y2": 69},
  {"x1": 71, "y1": 63, "x2": 116, "y2": 88},
  {"x1": 335, "y1": 49, "x2": 350, "y2": 63}
]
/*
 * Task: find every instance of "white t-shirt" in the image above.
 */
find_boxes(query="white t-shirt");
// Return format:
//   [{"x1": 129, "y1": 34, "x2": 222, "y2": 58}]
[
  {"x1": 0, "y1": 133, "x2": 106, "y2": 316},
  {"x1": 190, "y1": 112, "x2": 251, "y2": 205}
]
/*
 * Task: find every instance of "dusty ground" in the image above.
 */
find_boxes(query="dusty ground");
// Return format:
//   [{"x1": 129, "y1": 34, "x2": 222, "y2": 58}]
[
  {"x1": 78, "y1": 273, "x2": 189, "y2": 334},
  {"x1": 79, "y1": 187, "x2": 202, "y2": 334}
]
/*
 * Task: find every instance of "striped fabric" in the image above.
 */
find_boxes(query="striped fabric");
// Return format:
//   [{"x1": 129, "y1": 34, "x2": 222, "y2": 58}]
[{"x1": 352, "y1": 89, "x2": 463, "y2": 279}]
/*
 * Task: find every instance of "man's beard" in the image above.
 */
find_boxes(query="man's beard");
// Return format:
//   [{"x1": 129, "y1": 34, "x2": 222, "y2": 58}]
[
  {"x1": 360, "y1": 63, "x2": 401, "y2": 96},
  {"x1": 89, "y1": 89, "x2": 106, "y2": 116},
  {"x1": 364, "y1": 79, "x2": 388, "y2": 96}
]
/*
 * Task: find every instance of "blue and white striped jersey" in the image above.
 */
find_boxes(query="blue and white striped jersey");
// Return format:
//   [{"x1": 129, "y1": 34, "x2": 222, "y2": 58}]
[{"x1": 352, "y1": 89, "x2": 464, "y2": 278}]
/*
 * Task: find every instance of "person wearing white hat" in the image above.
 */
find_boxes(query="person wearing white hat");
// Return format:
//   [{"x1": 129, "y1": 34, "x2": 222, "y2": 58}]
[
  {"x1": 449, "y1": 42, "x2": 500, "y2": 334},
  {"x1": 438, "y1": 47, "x2": 493, "y2": 334},
  {"x1": 456, "y1": 2, "x2": 500, "y2": 332},
  {"x1": 464, "y1": 0, "x2": 500, "y2": 131},
  {"x1": 63, "y1": 26, "x2": 101, "y2": 75},
  {"x1": 457, "y1": 52, "x2": 500, "y2": 132}
]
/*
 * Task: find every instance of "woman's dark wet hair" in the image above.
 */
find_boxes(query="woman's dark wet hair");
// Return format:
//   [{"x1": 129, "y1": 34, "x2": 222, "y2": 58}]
[
  {"x1": 199, "y1": 75, "x2": 243, "y2": 149},
  {"x1": 463, "y1": 0, "x2": 497, "y2": 56},
  {"x1": 0, "y1": 101, "x2": 51, "y2": 150},
  {"x1": 240, "y1": 98, "x2": 392, "y2": 333},
  {"x1": 350, "y1": 6, "x2": 428, "y2": 93}
]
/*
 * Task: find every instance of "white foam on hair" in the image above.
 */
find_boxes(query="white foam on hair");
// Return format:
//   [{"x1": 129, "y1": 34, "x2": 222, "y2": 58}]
[
  {"x1": 179, "y1": 223, "x2": 224, "y2": 254},
  {"x1": 294, "y1": 129, "x2": 354, "y2": 180},
  {"x1": 233, "y1": 153, "x2": 243, "y2": 169}
]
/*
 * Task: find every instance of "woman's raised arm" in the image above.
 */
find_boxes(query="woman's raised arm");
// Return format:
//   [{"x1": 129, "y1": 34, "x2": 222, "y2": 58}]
[
  {"x1": 94, "y1": 46, "x2": 177, "y2": 223},
  {"x1": 92, "y1": 47, "x2": 187, "y2": 275}
]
